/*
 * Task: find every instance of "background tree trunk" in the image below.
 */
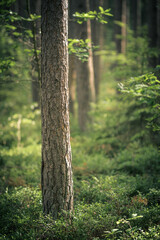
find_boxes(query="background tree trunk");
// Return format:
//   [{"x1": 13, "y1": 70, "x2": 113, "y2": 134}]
[
  {"x1": 86, "y1": 0, "x2": 96, "y2": 103},
  {"x1": 121, "y1": 0, "x2": 127, "y2": 54},
  {"x1": 41, "y1": 0, "x2": 73, "y2": 219},
  {"x1": 114, "y1": 0, "x2": 122, "y2": 53},
  {"x1": 68, "y1": 0, "x2": 77, "y2": 115},
  {"x1": 148, "y1": 0, "x2": 157, "y2": 68},
  {"x1": 75, "y1": 0, "x2": 90, "y2": 132},
  {"x1": 157, "y1": 0, "x2": 160, "y2": 65},
  {"x1": 91, "y1": 0, "x2": 104, "y2": 100}
]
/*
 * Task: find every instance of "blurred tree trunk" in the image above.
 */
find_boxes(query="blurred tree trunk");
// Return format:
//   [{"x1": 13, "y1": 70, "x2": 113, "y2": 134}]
[
  {"x1": 131, "y1": 0, "x2": 138, "y2": 34},
  {"x1": 68, "y1": 55, "x2": 76, "y2": 115},
  {"x1": 41, "y1": 0, "x2": 73, "y2": 219},
  {"x1": 86, "y1": 0, "x2": 96, "y2": 102},
  {"x1": 76, "y1": 21, "x2": 90, "y2": 131},
  {"x1": 75, "y1": 0, "x2": 90, "y2": 131},
  {"x1": 91, "y1": 0, "x2": 104, "y2": 100},
  {"x1": 68, "y1": 0, "x2": 77, "y2": 115},
  {"x1": 121, "y1": 0, "x2": 127, "y2": 54},
  {"x1": 148, "y1": 0, "x2": 157, "y2": 68},
  {"x1": 137, "y1": 0, "x2": 142, "y2": 32},
  {"x1": 114, "y1": 0, "x2": 122, "y2": 53},
  {"x1": 31, "y1": 0, "x2": 41, "y2": 105},
  {"x1": 157, "y1": 0, "x2": 160, "y2": 65}
]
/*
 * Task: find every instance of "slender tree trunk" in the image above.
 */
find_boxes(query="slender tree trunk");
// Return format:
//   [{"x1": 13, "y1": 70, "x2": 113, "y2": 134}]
[
  {"x1": 68, "y1": 55, "x2": 76, "y2": 115},
  {"x1": 68, "y1": 0, "x2": 77, "y2": 115},
  {"x1": 91, "y1": 0, "x2": 104, "y2": 100},
  {"x1": 157, "y1": 0, "x2": 160, "y2": 65},
  {"x1": 131, "y1": 0, "x2": 141, "y2": 36},
  {"x1": 121, "y1": 0, "x2": 127, "y2": 54},
  {"x1": 86, "y1": 0, "x2": 96, "y2": 102},
  {"x1": 76, "y1": 19, "x2": 90, "y2": 131},
  {"x1": 114, "y1": 0, "x2": 122, "y2": 53},
  {"x1": 74, "y1": 0, "x2": 90, "y2": 131},
  {"x1": 41, "y1": 0, "x2": 73, "y2": 219},
  {"x1": 137, "y1": 0, "x2": 141, "y2": 31},
  {"x1": 148, "y1": 0, "x2": 157, "y2": 68}
]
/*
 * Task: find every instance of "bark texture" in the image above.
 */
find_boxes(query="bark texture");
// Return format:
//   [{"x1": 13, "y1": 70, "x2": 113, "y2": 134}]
[{"x1": 41, "y1": 0, "x2": 73, "y2": 219}]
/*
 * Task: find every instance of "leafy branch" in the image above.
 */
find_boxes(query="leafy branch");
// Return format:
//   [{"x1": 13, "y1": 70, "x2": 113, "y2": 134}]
[{"x1": 73, "y1": 6, "x2": 113, "y2": 24}]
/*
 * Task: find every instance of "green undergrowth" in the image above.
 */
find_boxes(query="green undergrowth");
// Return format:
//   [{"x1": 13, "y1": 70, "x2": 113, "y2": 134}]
[
  {"x1": 0, "y1": 175, "x2": 160, "y2": 239},
  {"x1": 0, "y1": 59, "x2": 160, "y2": 239}
]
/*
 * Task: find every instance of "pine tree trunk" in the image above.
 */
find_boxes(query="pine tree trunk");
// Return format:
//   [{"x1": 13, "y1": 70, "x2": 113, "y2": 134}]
[
  {"x1": 131, "y1": 0, "x2": 141, "y2": 36},
  {"x1": 68, "y1": 0, "x2": 77, "y2": 115},
  {"x1": 75, "y1": 0, "x2": 90, "y2": 131},
  {"x1": 91, "y1": 0, "x2": 104, "y2": 100},
  {"x1": 86, "y1": 0, "x2": 96, "y2": 102},
  {"x1": 76, "y1": 18, "x2": 90, "y2": 131},
  {"x1": 148, "y1": 0, "x2": 157, "y2": 68},
  {"x1": 68, "y1": 54, "x2": 76, "y2": 115},
  {"x1": 121, "y1": 0, "x2": 127, "y2": 54},
  {"x1": 41, "y1": 0, "x2": 73, "y2": 219},
  {"x1": 157, "y1": 0, "x2": 160, "y2": 65},
  {"x1": 114, "y1": 0, "x2": 122, "y2": 53}
]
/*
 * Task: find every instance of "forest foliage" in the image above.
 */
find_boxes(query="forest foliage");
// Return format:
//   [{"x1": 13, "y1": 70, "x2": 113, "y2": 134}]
[{"x1": 0, "y1": 0, "x2": 160, "y2": 239}]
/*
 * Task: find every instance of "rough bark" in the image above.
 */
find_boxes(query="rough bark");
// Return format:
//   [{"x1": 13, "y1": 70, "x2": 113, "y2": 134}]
[{"x1": 41, "y1": 0, "x2": 73, "y2": 219}]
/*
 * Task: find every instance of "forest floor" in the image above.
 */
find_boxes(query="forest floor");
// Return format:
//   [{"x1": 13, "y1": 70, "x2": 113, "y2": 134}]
[{"x1": 0, "y1": 60, "x2": 160, "y2": 240}]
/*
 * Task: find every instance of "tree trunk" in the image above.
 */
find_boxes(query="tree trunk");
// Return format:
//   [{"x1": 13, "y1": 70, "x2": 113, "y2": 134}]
[
  {"x1": 131, "y1": 0, "x2": 141, "y2": 36},
  {"x1": 76, "y1": 19, "x2": 90, "y2": 131},
  {"x1": 114, "y1": 0, "x2": 122, "y2": 53},
  {"x1": 41, "y1": 0, "x2": 73, "y2": 219},
  {"x1": 91, "y1": 0, "x2": 104, "y2": 100},
  {"x1": 75, "y1": 0, "x2": 90, "y2": 131},
  {"x1": 121, "y1": 0, "x2": 127, "y2": 54},
  {"x1": 68, "y1": 0, "x2": 77, "y2": 115},
  {"x1": 148, "y1": 0, "x2": 157, "y2": 68},
  {"x1": 86, "y1": 0, "x2": 96, "y2": 102},
  {"x1": 157, "y1": 0, "x2": 160, "y2": 65},
  {"x1": 137, "y1": 0, "x2": 141, "y2": 32},
  {"x1": 68, "y1": 54, "x2": 76, "y2": 115}
]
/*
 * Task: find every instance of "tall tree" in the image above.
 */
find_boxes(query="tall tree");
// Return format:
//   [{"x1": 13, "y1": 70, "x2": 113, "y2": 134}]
[
  {"x1": 41, "y1": 0, "x2": 73, "y2": 218},
  {"x1": 86, "y1": 0, "x2": 96, "y2": 102},
  {"x1": 68, "y1": 0, "x2": 77, "y2": 115},
  {"x1": 157, "y1": 0, "x2": 160, "y2": 65},
  {"x1": 131, "y1": 0, "x2": 141, "y2": 36},
  {"x1": 148, "y1": 0, "x2": 157, "y2": 68},
  {"x1": 75, "y1": 0, "x2": 90, "y2": 131},
  {"x1": 114, "y1": 0, "x2": 122, "y2": 53},
  {"x1": 121, "y1": 0, "x2": 127, "y2": 54},
  {"x1": 91, "y1": 0, "x2": 104, "y2": 99}
]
